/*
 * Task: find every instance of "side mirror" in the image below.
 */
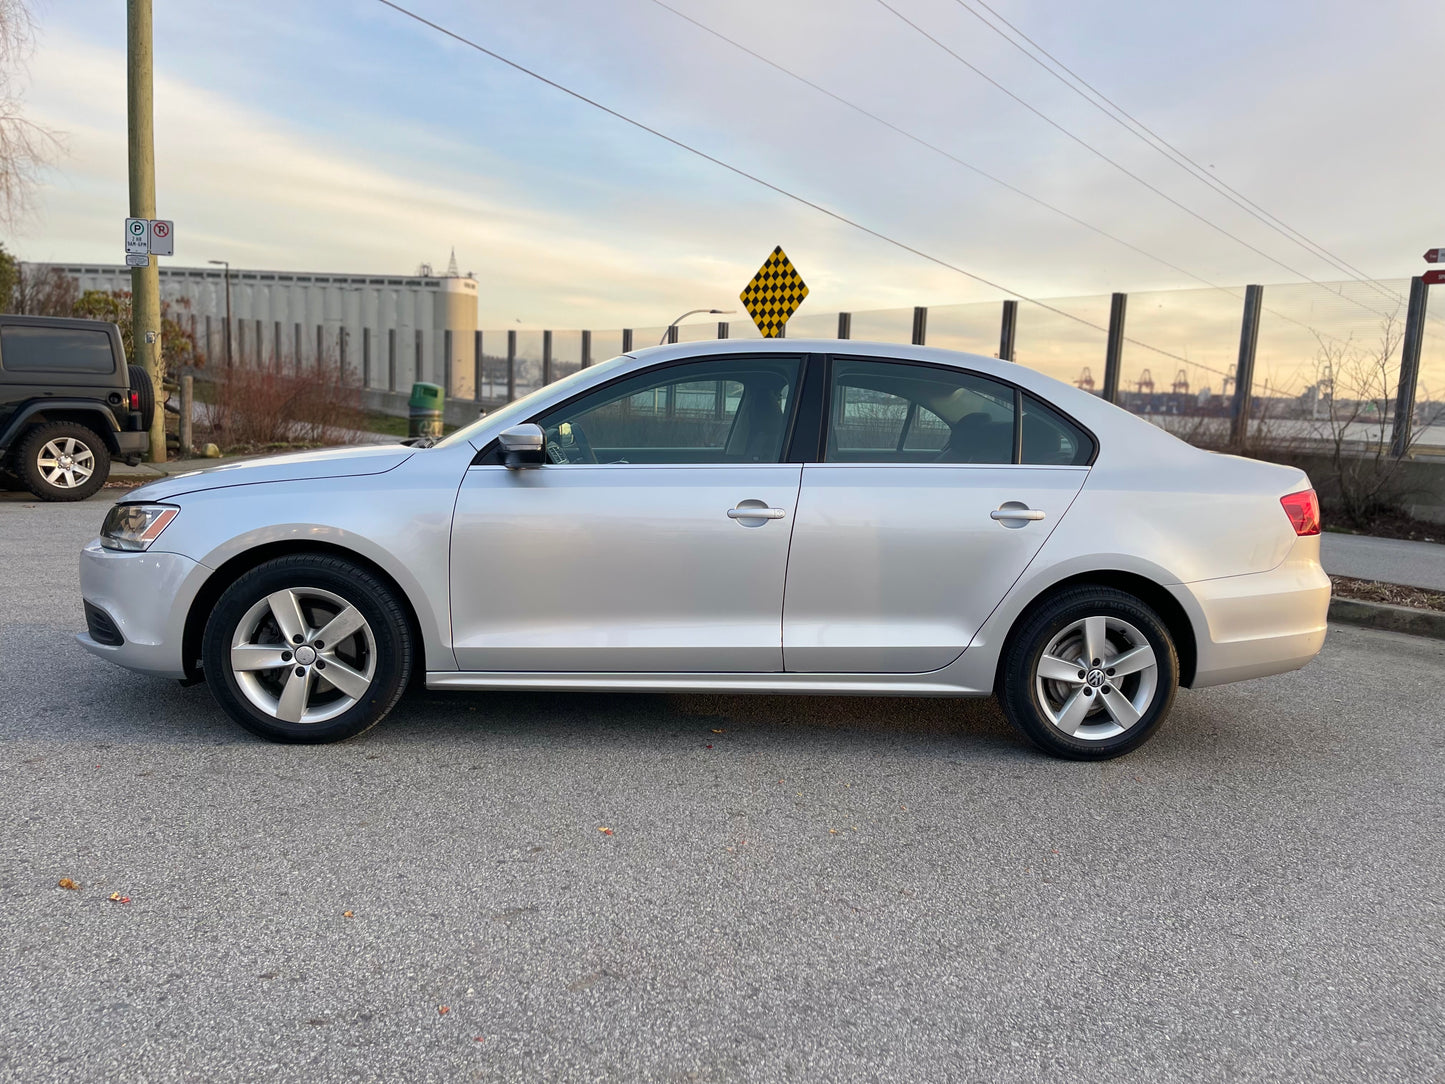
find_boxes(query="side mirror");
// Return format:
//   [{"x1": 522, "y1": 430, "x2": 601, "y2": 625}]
[{"x1": 498, "y1": 423, "x2": 546, "y2": 469}]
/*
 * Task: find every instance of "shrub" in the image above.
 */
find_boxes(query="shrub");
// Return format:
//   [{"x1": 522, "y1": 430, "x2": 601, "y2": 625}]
[{"x1": 201, "y1": 362, "x2": 363, "y2": 450}]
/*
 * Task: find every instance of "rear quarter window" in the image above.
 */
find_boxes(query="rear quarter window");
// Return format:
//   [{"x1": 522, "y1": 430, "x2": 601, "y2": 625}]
[
  {"x1": 1021, "y1": 393, "x2": 1094, "y2": 466},
  {"x1": 0, "y1": 326, "x2": 117, "y2": 374}
]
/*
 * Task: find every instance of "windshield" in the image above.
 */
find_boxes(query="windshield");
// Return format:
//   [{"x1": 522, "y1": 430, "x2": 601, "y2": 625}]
[{"x1": 435, "y1": 353, "x2": 635, "y2": 448}]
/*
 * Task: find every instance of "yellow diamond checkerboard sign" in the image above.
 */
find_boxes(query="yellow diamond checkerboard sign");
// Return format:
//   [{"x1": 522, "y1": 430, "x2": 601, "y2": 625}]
[{"x1": 740, "y1": 246, "x2": 808, "y2": 338}]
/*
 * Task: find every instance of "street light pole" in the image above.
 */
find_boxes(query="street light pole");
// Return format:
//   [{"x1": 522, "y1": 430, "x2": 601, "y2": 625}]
[
  {"x1": 208, "y1": 259, "x2": 232, "y2": 368},
  {"x1": 660, "y1": 308, "x2": 734, "y2": 345}
]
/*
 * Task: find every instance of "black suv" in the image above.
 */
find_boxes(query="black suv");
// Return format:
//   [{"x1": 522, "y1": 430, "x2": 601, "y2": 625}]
[{"x1": 0, "y1": 315, "x2": 153, "y2": 501}]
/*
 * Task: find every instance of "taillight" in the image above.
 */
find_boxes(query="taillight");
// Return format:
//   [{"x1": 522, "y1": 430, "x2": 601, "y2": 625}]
[
  {"x1": 1280, "y1": 489, "x2": 1321, "y2": 536},
  {"x1": 128, "y1": 390, "x2": 140, "y2": 411}
]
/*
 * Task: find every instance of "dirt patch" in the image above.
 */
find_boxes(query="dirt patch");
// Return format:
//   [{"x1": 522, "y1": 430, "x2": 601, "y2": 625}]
[
  {"x1": 1330, "y1": 575, "x2": 1445, "y2": 613},
  {"x1": 1323, "y1": 508, "x2": 1441, "y2": 544}
]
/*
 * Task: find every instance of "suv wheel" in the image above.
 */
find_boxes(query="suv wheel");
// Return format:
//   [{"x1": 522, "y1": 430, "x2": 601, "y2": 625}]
[
  {"x1": 997, "y1": 585, "x2": 1179, "y2": 760},
  {"x1": 201, "y1": 555, "x2": 414, "y2": 743},
  {"x1": 15, "y1": 421, "x2": 111, "y2": 501}
]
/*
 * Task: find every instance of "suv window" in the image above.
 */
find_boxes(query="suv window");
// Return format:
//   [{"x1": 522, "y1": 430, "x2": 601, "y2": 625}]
[
  {"x1": 0, "y1": 325, "x2": 116, "y2": 374},
  {"x1": 827, "y1": 358, "x2": 1016, "y2": 464},
  {"x1": 535, "y1": 356, "x2": 802, "y2": 465}
]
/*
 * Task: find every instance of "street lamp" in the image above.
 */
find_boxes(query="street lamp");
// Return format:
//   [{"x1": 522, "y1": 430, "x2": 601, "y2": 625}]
[
  {"x1": 207, "y1": 259, "x2": 233, "y2": 368},
  {"x1": 660, "y1": 308, "x2": 734, "y2": 345}
]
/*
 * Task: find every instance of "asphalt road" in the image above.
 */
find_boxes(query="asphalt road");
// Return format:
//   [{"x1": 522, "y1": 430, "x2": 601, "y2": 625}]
[{"x1": 1, "y1": 491, "x2": 1441, "y2": 1083}]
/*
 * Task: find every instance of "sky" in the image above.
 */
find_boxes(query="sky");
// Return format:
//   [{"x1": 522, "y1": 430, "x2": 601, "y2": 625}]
[{"x1": 12, "y1": 0, "x2": 1445, "y2": 390}]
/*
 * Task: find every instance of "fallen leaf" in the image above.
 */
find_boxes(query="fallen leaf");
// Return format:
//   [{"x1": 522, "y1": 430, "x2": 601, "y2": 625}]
[
  {"x1": 342, "y1": 911, "x2": 354, "y2": 918},
  {"x1": 829, "y1": 828, "x2": 839, "y2": 835},
  {"x1": 57, "y1": 878, "x2": 80, "y2": 891},
  {"x1": 598, "y1": 827, "x2": 613, "y2": 836},
  {"x1": 438, "y1": 1006, "x2": 450, "y2": 1015},
  {"x1": 107, "y1": 892, "x2": 131, "y2": 904},
  {"x1": 474, "y1": 1036, "x2": 486, "y2": 1043},
  {"x1": 711, "y1": 729, "x2": 725, "y2": 734},
  {"x1": 705, "y1": 744, "x2": 713, "y2": 749}
]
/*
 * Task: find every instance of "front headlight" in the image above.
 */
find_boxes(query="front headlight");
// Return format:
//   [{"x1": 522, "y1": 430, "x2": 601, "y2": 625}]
[{"x1": 101, "y1": 503, "x2": 179, "y2": 551}]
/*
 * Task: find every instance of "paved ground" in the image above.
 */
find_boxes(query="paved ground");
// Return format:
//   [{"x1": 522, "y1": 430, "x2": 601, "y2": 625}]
[
  {"x1": 1321, "y1": 531, "x2": 1445, "y2": 591},
  {"x1": 1, "y1": 495, "x2": 1441, "y2": 1083}
]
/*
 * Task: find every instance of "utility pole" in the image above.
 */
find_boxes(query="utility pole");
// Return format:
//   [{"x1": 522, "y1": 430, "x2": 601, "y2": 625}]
[{"x1": 127, "y1": 0, "x2": 164, "y2": 462}]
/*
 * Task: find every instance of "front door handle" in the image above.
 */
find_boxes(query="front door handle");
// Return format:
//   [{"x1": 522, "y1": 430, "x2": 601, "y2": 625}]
[{"x1": 728, "y1": 504, "x2": 787, "y2": 521}]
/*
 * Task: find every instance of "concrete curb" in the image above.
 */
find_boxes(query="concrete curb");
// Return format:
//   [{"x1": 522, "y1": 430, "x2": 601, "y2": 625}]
[{"x1": 1329, "y1": 597, "x2": 1445, "y2": 640}]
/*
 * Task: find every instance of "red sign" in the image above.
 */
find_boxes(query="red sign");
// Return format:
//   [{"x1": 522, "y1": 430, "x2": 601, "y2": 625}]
[
  {"x1": 1423, "y1": 269, "x2": 1445, "y2": 285},
  {"x1": 1424, "y1": 248, "x2": 1444, "y2": 263}
]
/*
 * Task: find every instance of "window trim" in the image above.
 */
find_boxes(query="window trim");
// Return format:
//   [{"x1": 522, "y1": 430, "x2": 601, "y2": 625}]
[
  {"x1": 822, "y1": 354, "x2": 1098, "y2": 467},
  {"x1": 471, "y1": 352, "x2": 810, "y2": 467}
]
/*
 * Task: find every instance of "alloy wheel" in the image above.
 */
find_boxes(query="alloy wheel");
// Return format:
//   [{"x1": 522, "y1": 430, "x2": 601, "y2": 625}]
[
  {"x1": 1034, "y1": 615, "x2": 1159, "y2": 741},
  {"x1": 36, "y1": 437, "x2": 96, "y2": 489},
  {"x1": 229, "y1": 586, "x2": 377, "y2": 725}
]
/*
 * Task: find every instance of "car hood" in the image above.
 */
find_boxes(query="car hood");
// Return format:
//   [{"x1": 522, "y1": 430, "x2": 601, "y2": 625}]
[{"x1": 126, "y1": 444, "x2": 415, "y2": 502}]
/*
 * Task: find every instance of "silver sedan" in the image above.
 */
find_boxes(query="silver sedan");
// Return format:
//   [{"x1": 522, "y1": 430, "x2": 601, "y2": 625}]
[{"x1": 77, "y1": 340, "x2": 1330, "y2": 758}]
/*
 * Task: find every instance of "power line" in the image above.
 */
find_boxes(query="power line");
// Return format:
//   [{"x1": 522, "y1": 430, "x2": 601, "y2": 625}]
[
  {"x1": 372, "y1": 0, "x2": 1218, "y2": 373},
  {"x1": 874, "y1": 0, "x2": 1399, "y2": 325},
  {"x1": 949, "y1": 0, "x2": 1412, "y2": 311},
  {"x1": 637, "y1": 0, "x2": 1353, "y2": 372}
]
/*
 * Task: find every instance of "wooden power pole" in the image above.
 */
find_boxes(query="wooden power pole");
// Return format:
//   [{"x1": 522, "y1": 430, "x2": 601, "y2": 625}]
[{"x1": 127, "y1": 0, "x2": 165, "y2": 462}]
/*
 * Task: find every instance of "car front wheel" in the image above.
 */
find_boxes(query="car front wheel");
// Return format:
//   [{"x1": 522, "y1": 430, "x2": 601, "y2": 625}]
[
  {"x1": 998, "y1": 586, "x2": 1179, "y2": 760},
  {"x1": 201, "y1": 555, "x2": 413, "y2": 743}
]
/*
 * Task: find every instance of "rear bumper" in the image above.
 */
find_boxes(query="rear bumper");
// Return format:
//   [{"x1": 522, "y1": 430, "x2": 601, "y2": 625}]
[
  {"x1": 76, "y1": 541, "x2": 207, "y2": 678},
  {"x1": 1172, "y1": 535, "x2": 1330, "y2": 688},
  {"x1": 116, "y1": 430, "x2": 149, "y2": 455}
]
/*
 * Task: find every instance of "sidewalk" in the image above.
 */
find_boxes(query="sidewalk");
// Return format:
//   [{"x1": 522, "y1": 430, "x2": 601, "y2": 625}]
[{"x1": 1320, "y1": 532, "x2": 1445, "y2": 592}]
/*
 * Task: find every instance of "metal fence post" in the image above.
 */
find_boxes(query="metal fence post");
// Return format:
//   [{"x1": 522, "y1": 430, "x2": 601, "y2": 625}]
[
  {"x1": 1391, "y1": 276, "x2": 1428, "y2": 458},
  {"x1": 666, "y1": 325, "x2": 679, "y2": 344},
  {"x1": 415, "y1": 328, "x2": 423, "y2": 387},
  {"x1": 506, "y1": 329, "x2": 517, "y2": 401},
  {"x1": 362, "y1": 327, "x2": 371, "y2": 388},
  {"x1": 999, "y1": 300, "x2": 1017, "y2": 361},
  {"x1": 294, "y1": 323, "x2": 302, "y2": 374},
  {"x1": 776, "y1": 323, "x2": 786, "y2": 339},
  {"x1": 316, "y1": 324, "x2": 324, "y2": 370},
  {"x1": 542, "y1": 329, "x2": 553, "y2": 384},
  {"x1": 273, "y1": 320, "x2": 282, "y2": 370},
  {"x1": 838, "y1": 312, "x2": 851, "y2": 340},
  {"x1": 1230, "y1": 284, "x2": 1263, "y2": 447},
  {"x1": 474, "y1": 330, "x2": 484, "y2": 398},
  {"x1": 1103, "y1": 292, "x2": 1127, "y2": 403},
  {"x1": 255, "y1": 319, "x2": 263, "y2": 366},
  {"x1": 581, "y1": 329, "x2": 591, "y2": 368},
  {"x1": 911, "y1": 306, "x2": 927, "y2": 346},
  {"x1": 387, "y1": 328, "x2": 396, "y2": 392},
  {"x1": 340, "y1": 327, "x2": 349, "y2": 380},
  {"x1": 717, "y1": 322, "x2": 729, "y2": 339},
  {"x1": 622, "y1": 329, "x2": 633, "y2": 353},
  {"x1": 443, "y1": 329, "x2": 453, "y2": 395}
]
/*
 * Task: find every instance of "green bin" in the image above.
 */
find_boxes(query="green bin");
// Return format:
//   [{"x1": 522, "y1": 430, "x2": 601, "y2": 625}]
[{"x1": 408, "y1": 381, "x2": 445, "y2": 439}]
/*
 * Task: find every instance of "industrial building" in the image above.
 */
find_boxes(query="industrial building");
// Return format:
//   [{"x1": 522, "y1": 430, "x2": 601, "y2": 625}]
[{"x1": 45, "y1": 260, "x2": 479, "y2": 398}]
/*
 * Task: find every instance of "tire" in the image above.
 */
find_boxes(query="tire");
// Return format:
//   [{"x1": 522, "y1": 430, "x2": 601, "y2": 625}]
[
  {"x1": 201, "y1": 555, "x2": 414, "y2": 743},
  {"x1": 997, "y1": 586, "x2": 1179, "y2": 760},
  {"x1": 127, "y1": 364, "x2": 156, "y2": 430},
  {"x1": 15, "y1": 421, "x2": 111, "y2": 501}
]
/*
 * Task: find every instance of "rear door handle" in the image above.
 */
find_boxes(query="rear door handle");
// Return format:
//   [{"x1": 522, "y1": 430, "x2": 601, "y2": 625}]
[
  {"x1": 991, "y1": 507, "x2": 1046, "y2": 522},
  {"x1": 728, "y1": 506, "x2": 787, "y2": 520}
]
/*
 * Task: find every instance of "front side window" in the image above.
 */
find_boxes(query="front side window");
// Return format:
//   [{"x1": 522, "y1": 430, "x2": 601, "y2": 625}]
[
  {"x1": 0, "y1": 325, "x2": 116, "y2": 374},
  {"x1": 534, "y1": 356, "x2": 801, "y2": 465},
  {"x1": 826, "y1": 358, "x2": 1016, "y2": 464}
]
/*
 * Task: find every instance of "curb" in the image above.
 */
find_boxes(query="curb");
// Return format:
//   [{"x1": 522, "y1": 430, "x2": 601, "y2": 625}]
[{"x1": 1329, "y1": 597, "x2": 1445, "y2": 640}]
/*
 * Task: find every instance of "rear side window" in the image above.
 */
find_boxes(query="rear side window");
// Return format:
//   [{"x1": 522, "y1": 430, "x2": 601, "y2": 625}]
[
  {"x1": 1021, "y1": 393, "x2": 1093, "y2": 466},
  {"x1": 0, "y1": 326, "x2": 116, "y2": 374}
]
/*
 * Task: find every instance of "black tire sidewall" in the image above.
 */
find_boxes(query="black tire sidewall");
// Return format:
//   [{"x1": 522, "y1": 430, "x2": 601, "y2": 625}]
[
  {"x1": 17, "y1": 422, "x2": 111, "y2": 501},
  {"x1": 127, "y1": 364, "x2": 156, "y2": 431},
  {"x1": 1000, "y1": 586, "x2": 1178, "y2": 760},
  {"x1": 201, "y1": 556, "x2": 412, "y2": 743}
]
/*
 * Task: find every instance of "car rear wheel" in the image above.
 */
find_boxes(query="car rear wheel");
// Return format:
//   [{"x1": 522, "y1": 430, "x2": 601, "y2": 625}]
[
  {"x1": 998, "y1": 586, "x2": 1178, "y2": 760},
  {"x1": 15, "y1": 421, "x2": 111, "y2": 501},
  {"x1": 201, "y1": 555, "x2": 413, "y2": 743}
]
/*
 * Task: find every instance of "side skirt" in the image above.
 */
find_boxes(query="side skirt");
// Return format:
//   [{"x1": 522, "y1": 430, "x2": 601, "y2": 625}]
[{"x1": 424, "y1": 671, "x2": 987, "y2": 696}]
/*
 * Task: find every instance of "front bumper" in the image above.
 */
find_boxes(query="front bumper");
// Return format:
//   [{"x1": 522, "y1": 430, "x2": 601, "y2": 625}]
[
  {"x1": 1172, "y1": 534, "x2": 1331, "y2": 688},
  {"x1": 76, "y1": 541, "x2": 209, "y2": 678}
]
